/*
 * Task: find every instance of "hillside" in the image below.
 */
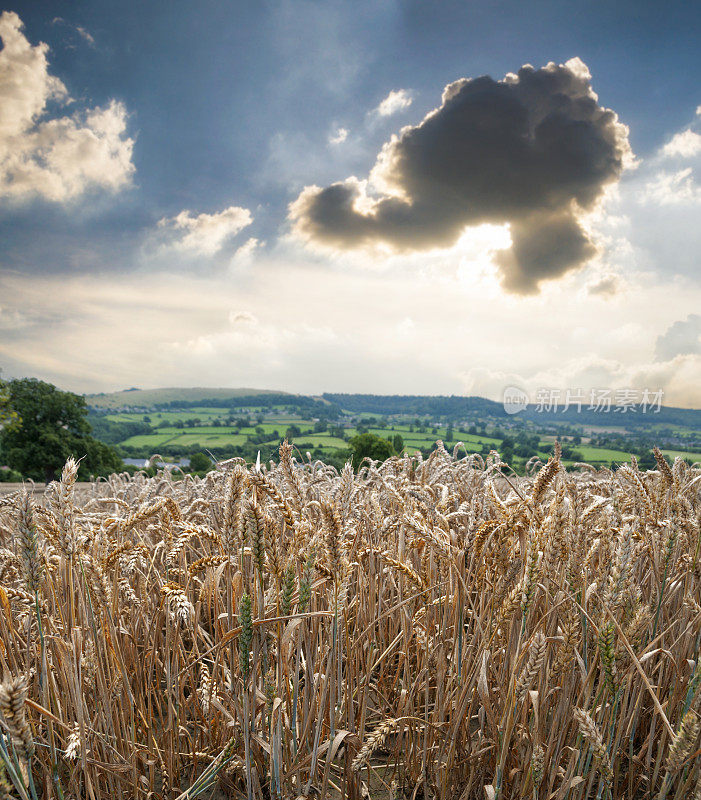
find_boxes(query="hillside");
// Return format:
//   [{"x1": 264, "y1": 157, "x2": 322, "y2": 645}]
[{"x1": 85, "y1": 386, "x2": 286, "y2": 409}]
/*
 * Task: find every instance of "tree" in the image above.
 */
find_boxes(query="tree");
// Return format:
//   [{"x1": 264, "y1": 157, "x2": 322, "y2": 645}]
[
  {"x1": 393, "y1": 433, "x2": 404, "y2": 453},
  {"x1": 329, "y1": 425, "x2": 346, "y2": 440},
  {"x1": 0, "y1": 378, "x2": 123, "y2": 482},
  {"x1": 189, "y1": 452, "x2": 212, "y2": 473},
  {"x1": 0, "y1": 372, "x2": 20, "y2": 432},
  {"x1": 348, "y1": 432, "x2": 395, "y2": 470}
]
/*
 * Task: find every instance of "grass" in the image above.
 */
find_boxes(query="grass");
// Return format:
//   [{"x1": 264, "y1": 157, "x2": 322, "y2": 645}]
[
  {"x1": 171, "y1": 433, "x2": 250, "y2": 446},
  {"x1": 119, "y1": 432, "x2": 182, "y2": 447},
  {"x1": 150, "y1": 426, "x2": 243, "y2": 435},
  {"x1": 573, "y1": 445, "x2": 635, "y2": 463},
  {"x1": 284, "y1": 434, "x2": 348, "y2": 449},
  {"x1": 660, "y1": 448, "x2": 701, "y2": 462},
  {"x1": 121, "y1": 432, "x2": 250, "y2": 448},
  {"x1": 0, "y1": 445, "x2": 700, "y2": 799}
]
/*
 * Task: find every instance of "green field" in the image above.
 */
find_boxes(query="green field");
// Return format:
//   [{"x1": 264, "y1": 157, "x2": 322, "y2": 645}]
[
  {"x1": 120, "y1": 433, "x2": 181, "y2": 447},
  {"x1": 112, "y1": 416, "x2": 698, "y2": 469},
  {"x1": 107, "y1": 410, "x2": 226, "y2": 423},
  {"x1": 113, "y1": 419, "x2": 662, "y2": 465},
  {"x1": 660, "y1": 448, "x2": 701, "y2": 462},
  {"x1": 284, "y1": 435, "x2": 348, "y2": 449},
  {"x1": 120, "y1": 432, "x2": 250, "y2": 448},
  {"x1": 89, "y1": 388, "x2": 701, "y2": 471},
  {"x1": 154, "y1": 426, "x2": 258, "y2": 436},
  {"x1": 571, "y1": 445, "x2": 635, "y2": 463}
]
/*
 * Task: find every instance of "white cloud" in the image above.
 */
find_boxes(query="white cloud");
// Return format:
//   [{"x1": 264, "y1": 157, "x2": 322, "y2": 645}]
[
  {"x1": 374, "y1": 88, "x2": 413, "y2": 117},
  {"x1": 585, "y1": 108, "x2": 701, "y2": 284},
  {"x1": 0, "y1": 11, "x2": 134, "y2": 202},
  {"x1": 655, "y1": 314, "x2": 701, "y2": 361},
  {"x1": 51, "y1": 18, "x2": 95, "y2": 47},
  {"x1": 460, "y1": 353, "x2": 701, "y2": 410},
  {"x1": 158, "y1": 206, "x2": 253, "y2": 255},
  {"x1": 75, "y1": 26, "x2": 95, "y2": 46},
  {"x1": 3, "y1": 242, "x2": 701, "y2": 407},
  {"x1": 662, "y1": 129, "x2": 701, "y2": 159},
  {"x1": 329, "y1": 126, "x2": 348, "y2": 145},
  {"x1": 232, "y1": 237, "x2": 260, "y2": 260},
  {"x1": 642, "y1": 168, "x2": 701, "y2": 206}
]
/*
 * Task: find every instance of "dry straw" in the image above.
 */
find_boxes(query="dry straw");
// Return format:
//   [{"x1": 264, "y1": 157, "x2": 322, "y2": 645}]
[{"x1": 0, "y1": 441, "x2": 698, "y2": 799}]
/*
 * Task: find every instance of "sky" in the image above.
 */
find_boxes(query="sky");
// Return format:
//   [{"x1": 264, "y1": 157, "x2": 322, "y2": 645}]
[{"x1": 0, "y1": 0, "x2": 700, "y2": 406}]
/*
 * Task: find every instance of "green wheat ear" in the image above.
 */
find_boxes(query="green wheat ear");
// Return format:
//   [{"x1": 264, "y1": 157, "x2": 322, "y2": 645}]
[
  {"x1": 238, "y1": 592, "x2": 253, "y2": 679},
  {"x1": 281, "y1": 565, "x2": 295, "y2": 617}
]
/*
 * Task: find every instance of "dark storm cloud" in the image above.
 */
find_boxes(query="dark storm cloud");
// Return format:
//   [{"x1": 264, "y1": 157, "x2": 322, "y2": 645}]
[
  {"x1": 655, "y1": 314, "x2": 701, "y2": 361},
  {"x1": 290, "y1": 58, "x2": 631, "y2": 293}
]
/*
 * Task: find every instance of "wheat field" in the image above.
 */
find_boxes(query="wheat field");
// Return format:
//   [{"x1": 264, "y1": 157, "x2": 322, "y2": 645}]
[{"x1": 0, "y1": 442, "x2": 699, "y2": 800}]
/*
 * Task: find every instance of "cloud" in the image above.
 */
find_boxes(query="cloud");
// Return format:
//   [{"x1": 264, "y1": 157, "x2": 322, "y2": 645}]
[
  {"x1": 642, "y1": 168, "x2": 701, "y2": 206},
  {"x1": 1, "y1": 12, "x2": 68, "y2": 135},
  {"x1": 52, "y1": 17, "x2": 95, "y2": 47},
  {"x1": 290, "y1": 58, "x2": 631, "y2": 294},
  {"x1": 158, "y1": 206, "x2": 253, "y2": 255},
  {"x1": 374, "y1": 89, "x2": 413, "y2": 117},
  {"x1": 662, "y1": 129, "x2": 701, "y2": 159},
  {"x1": 655, "y1": 314, "x2": 701, "y2": 361},
  {"x1": 228, "y1": 310, "x2": 258, "y2": 325},
  {"x1": 229, "y1": 237, "x2": 261, "y2": 271},
  {"x1": 0, "y1": 11, "x2": 134, "y2": 202},
  {"x1": 587, "y1": 107, "x2": 701, "y2": 284},
  {"x1": 75, "y1": 26, "x2": 95, "y2": 46},
  {"x1": 232, "y1": 237, "x2": 260, "y2": 260},
  {"x1": 461, "y1": 352, "x2": 701, "y2": 410},
  {"x1": 329, "y1": 127, "x2": 348, "y2": 145},
  {"x1": 2, "y1": 254, "x2": 701, "y2": 406},
  {"x1": 587, "y1": 273, "x2": 622, "y2": 297}
]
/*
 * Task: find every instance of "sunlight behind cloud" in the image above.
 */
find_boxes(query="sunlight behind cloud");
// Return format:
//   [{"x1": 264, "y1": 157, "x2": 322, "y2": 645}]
[
  {"x1": 2, "y1": 252, "x2": 700, "y2": 405},
  {"x1": 291, "y1": 59, "x2": 632, "y2": 294}
]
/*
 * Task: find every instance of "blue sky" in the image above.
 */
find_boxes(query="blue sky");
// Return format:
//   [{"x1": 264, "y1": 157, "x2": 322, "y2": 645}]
[{"x1": 1, "y1": 1, "x2": 700, "y2": 404}]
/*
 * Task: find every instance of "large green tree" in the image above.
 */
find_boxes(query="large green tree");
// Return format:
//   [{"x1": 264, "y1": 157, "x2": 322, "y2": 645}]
[
  {"x1": 348, "y1": 432, "x2": 395, "y2": 470},
  {"x1": 0, "y1": 372, "x2": 20, "y2": 432},
  {"x1": 0, "y1": 378, "x2": 123, "y2": 482},
  {"x1": 189, "y1": 452, "x2": 212, "y2": 473}
]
